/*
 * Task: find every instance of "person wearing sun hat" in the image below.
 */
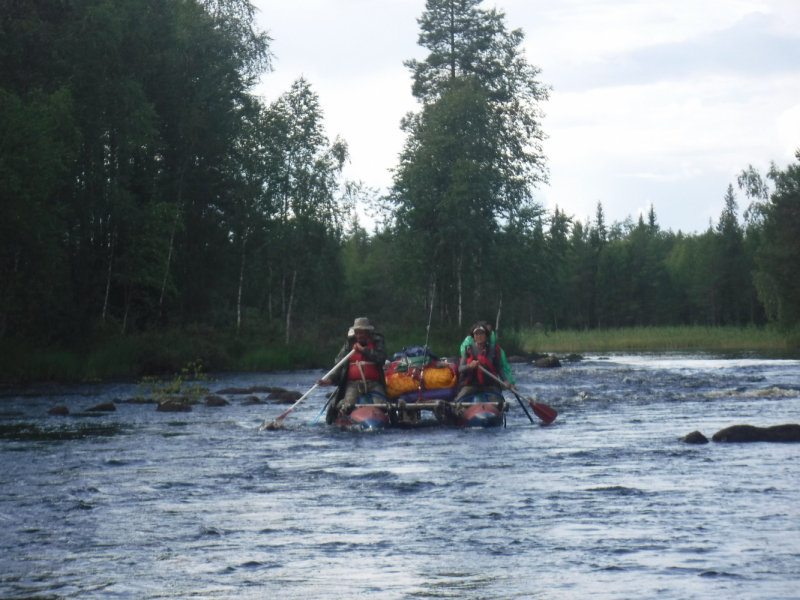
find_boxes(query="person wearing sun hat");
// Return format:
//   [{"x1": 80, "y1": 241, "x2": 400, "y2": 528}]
[{"x1": 317, "y1": 317, "x2": 387, "y2": 419}]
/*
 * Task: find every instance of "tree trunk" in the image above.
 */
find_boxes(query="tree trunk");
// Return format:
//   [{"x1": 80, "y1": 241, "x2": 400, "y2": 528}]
[
  {"x1": 281, "y1": 272, "x2": 286, "y2": 317},
  {"x1": 495, "y1": 293, "x2": 503, "y2": 334},
  {"x1": 236, "y1": 233, "x2": 248, "y2": 335},
  {"x1": 122, "y1": 285, "x2": 132, "y2": 334},
  {"x1": 285, "y1": 270, "x2": 297, "y2": 345},
  {"x1": 102, "y1": 227, "x2": 116, "y2": 323},
  {"x1": 268, "y1": 264, "x2": 273, "y2": 321},
  {"x1": 0, "y1": 248, "x2": 21, "y2": 341},
  {"x1": 160, "y1": 163, "x2": 188, "y2": 309},
  {"x1": 456, "y1": 250, "x2": 463, "y2": 327},
  {"x1": 473, "y1": 247, "x2": 482, "y2": 315}
]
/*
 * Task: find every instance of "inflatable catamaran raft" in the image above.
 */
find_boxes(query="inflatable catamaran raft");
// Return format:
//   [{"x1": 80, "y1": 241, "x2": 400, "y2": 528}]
[{"x1": 328, "y1": 347, "x2": 507, "y2": 430}]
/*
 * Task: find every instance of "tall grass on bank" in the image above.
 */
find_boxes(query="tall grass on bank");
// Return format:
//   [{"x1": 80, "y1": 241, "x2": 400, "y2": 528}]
[
  {"x1": 520, "y1": 325, "x2": 798, "y2": 354},
  {"x1": 2, "y1": 325, "x2": 797, "y2": 383},
  {"x1": 0, "y1": 332, "x2": 337, "y2": 383}
]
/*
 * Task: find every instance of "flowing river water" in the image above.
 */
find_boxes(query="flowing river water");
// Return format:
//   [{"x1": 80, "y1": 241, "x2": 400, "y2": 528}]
[{"x1": 1, "y1": 352, "x2": 799, "y2": 599}]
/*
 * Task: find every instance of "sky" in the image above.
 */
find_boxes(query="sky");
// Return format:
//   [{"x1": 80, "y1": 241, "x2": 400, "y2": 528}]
[{"x1": 252, "y1": 0, "x2": 800, "y2": 234}]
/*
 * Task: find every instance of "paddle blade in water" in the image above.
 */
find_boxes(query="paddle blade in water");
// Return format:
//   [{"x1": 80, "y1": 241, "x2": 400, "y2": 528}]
[
  {"x1": 530, "y1": 401, "x2": 557, "y2": 424},
  {"x1": 260, "y1": 410, "x2": 291, "y2": 431}
]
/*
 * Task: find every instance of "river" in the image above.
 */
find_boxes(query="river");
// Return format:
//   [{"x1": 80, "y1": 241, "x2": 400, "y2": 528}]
[{"x1": 1, "y1": 352, "x2": 799, "y2": 599}]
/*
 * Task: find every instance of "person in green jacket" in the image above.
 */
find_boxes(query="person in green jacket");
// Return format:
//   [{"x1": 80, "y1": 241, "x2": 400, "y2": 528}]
[{"x1": 459, "y1": 321, "x2": 516, "y2": 388}]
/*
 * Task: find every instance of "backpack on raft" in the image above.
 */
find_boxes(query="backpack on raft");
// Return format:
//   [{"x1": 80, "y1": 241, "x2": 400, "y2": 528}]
[{"x1": 384, "y1": 348, "x2": 456, "y2": 399}]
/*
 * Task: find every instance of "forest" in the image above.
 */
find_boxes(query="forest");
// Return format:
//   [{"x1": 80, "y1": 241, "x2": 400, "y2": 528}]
[{"x1": 1, "y1": 0, "x2": 799, "y2": 378}]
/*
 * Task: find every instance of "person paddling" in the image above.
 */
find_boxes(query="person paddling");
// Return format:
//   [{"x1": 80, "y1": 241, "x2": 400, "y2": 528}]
[
  {"x1": 459, "y1": 321, "x2": 516, "y2": 388},
  {"x1": 317, "y1": 318, "x2": 388, "y2": 420},
  {"x1": 455, "y1": 322, "x2": 513, "y2": 403}
]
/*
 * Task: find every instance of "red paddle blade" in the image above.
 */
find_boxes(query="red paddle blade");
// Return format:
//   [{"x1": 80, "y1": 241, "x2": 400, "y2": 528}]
[{"x1": 529, "y1": 401, "x2": 557, "y2": 424}]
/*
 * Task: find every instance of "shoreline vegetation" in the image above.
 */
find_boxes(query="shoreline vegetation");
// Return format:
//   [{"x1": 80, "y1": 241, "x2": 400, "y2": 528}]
[
  {"x1": 518, "y1": 325, "x2": 799, "y2": 354},
  {"x1": 1, "y1": 325, "x2": 797, "y2": 385}
]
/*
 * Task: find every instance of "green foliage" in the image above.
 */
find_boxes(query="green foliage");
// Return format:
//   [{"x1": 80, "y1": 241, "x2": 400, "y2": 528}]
[
  {"x1": 744, "y1": 153, "x2": 800, "y2": 326},
  {"x1": 137, "y1": 361, "x2": 210, "y2": 406},
  {"x1": 1, "y1": 0, "x2": 795, "y2": 363},
  {"x1": 390, "y1": 0, "x2": 548, "y2": 329}
]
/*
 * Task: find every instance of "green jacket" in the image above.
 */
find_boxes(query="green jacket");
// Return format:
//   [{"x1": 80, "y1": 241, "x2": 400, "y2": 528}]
[{"x1": 460, "y1": 331, "x2": 516, "y2": 385}]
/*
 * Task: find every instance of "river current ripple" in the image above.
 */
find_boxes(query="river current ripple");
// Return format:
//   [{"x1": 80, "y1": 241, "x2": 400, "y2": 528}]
[{"x1": 1, "y1": 353, "x2": 800, "y2": 599}]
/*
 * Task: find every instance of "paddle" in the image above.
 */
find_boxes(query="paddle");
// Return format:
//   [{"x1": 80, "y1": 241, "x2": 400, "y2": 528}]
[
  {"x1": 478, "y1": 365, "x2": 557, "y2": 425},
  {"x1": 309, "y1": 389, "x2": 337, "y2": 425},
  {"x1": 260, "y1": 349, "x2": 356, "y2": 431}
]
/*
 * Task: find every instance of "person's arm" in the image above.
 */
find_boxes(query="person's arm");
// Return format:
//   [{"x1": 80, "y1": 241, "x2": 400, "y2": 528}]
[
  {"x1": 499, "y1": 347, "x2": 516, "y2": 385},
  {"x1": 494, "y1": 353, "x2": 508, "y2": 384},
  {"x1": 458, "y1": 350, "x2": 472, "y2": 375},
  {"x1": 360, "y1": 334, "x2": 387, "y2": 365}
]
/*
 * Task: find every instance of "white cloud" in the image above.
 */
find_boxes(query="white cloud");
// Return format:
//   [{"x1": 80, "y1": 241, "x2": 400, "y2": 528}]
[
  {"x1": 776, "y1": 104, "x2": 800, "y2": 157},
  {"x1": 251, "y1": 0, "x2": 800, "y2": 234}
]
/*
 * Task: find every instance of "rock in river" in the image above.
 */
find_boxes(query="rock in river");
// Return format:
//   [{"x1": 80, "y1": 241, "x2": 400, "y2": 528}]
[
  {"x1": 156, "y1": 399, "x2": 191, "y2": 412},
  {"x1": 682, "y1": 430, "x2": 709, "y2": 444},
  {"x1": 87, "y1": 402, "x2": 116, "y2": 412},
  {"x1": 47, "y1": 405, "x2": 70, "y2": 416},
  {"x1": 267, "y1": 389, "x2": 302, "y2": 403},
  {"x1": 712, "y1": 424, "x2": 800, "y2": 443},
  {"x1": 241, "y1": 396, "x2": 265, "y2": 405},
  {"x1": 507, "y1": 356, "x2": 528, "y2": 363},
  {"x1": 205, "y1": 395, "x2": 229, "y2": 407},
  {"x1": 535, "y1": 356, "x2": 561, "y2": 368}
]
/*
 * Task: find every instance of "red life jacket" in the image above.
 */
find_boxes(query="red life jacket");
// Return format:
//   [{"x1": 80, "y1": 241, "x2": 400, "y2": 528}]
[
  {"x1": 347, "y1": 339, "x2": 382, "y2": 381},
  {"x1": 464, "y1": 343, "x2": 499, "y2": 386}
]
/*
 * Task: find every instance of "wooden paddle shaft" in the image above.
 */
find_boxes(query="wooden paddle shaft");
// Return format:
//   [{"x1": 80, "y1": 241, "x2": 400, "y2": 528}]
[{"x1": 261, "y1": 349, "x2": 356, "y2": 430}]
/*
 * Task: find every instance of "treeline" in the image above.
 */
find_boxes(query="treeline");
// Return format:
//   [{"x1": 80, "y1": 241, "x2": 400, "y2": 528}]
[
  {"x1": 1, "y1": 0, "x2": 799, "y2": 355},
  {"x1": 1, "y1": 0, "x2": 353, "y2": 344}
]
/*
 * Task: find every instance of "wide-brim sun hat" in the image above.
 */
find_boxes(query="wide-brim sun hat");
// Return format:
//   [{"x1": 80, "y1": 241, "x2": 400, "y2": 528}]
[{"x1": 352, "y1": 317, "x2": 374, "y2": 331}]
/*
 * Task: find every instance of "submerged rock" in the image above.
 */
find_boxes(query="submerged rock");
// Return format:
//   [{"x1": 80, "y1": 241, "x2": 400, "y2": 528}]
[
  {"x1": 205, "y1": 395, "x2": 229, "y2": 407},
  {"x1": 87, "y1": 402, "x2": 116, "y2": 412},
  {"x1": 119, "y1": 396, "x2": 158, "y2": 404},
  {"x1": 268, "y1": 389, "x2": 302, "y2": 403},
  {"x1": 156, "y1": 399, "x2": 191, "y2": 412},
  {"x1": 712, "y1": 424, "x2": 800, "y2": 443},
  {"x1": 564, "y1": 353, "x2": 584, "y2": 362},
  {"x1": 507, "y1": 356, "x2": 528, "y2": 363},
  {"x1": 47, "y1": 405, "x2": 70, "y2": 416},
  {"x1": 241, "y1": 396, "x2": 264, "y2": 405},
  {"x1": 535, "y1": 356, "x2": 561, "y2": 368},
  {"x1": 682, "y1": 430, "x2": 709, "y2": 444}
]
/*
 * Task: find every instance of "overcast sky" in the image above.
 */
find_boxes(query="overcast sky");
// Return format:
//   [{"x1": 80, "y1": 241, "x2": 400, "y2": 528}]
[{"x1": 252, "y1": 0, "x2": 800, "y2": 234}]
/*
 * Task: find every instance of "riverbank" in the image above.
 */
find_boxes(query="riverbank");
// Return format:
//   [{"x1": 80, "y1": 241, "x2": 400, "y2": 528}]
[
  {"x1": 519, "y1": 325, "x2": 800, "y2": 354},
  {"x1": 1, "y1": 325, "x2": 797, "y2": 384},
  {"x1": 0, "y1": 330, "x2": 338, "y2": 384},
  {"x1": 0, "y1": 326, "x2": 467, "y2": 384}
]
